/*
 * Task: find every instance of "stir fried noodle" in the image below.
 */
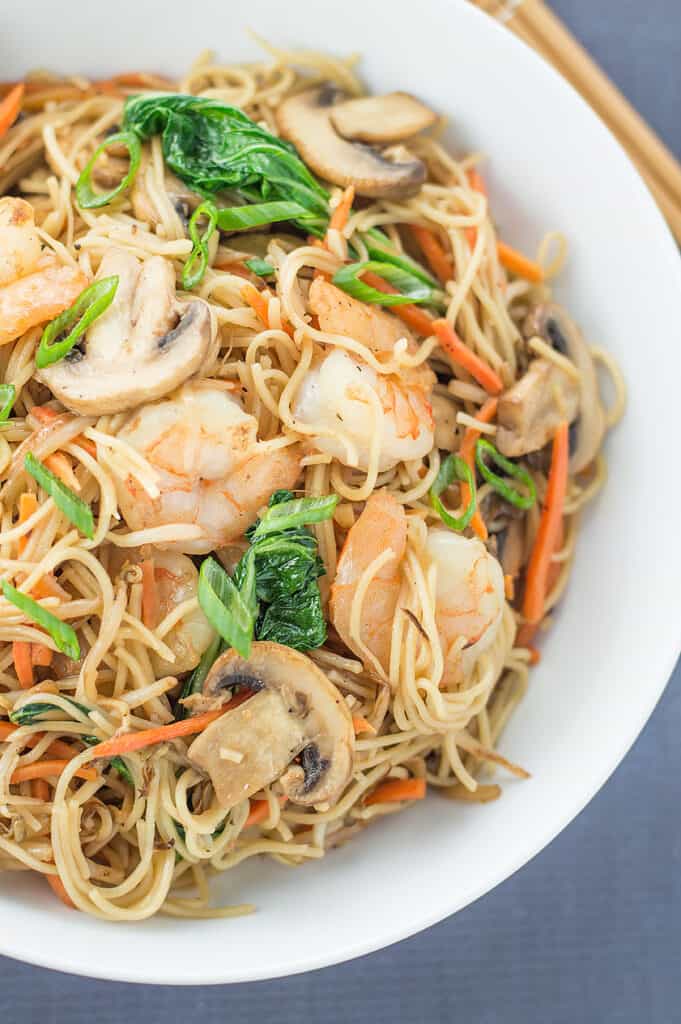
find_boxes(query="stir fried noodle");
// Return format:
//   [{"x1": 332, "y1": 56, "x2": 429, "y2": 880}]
[{"x1": 0, "y1": 46, "x2": 625, "y2": 920}]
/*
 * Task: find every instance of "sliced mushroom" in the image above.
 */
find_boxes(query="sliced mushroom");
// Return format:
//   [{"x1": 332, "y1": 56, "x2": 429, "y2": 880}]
[
  {"x1": 330, "y1": 92, "x2": 437, "y2": 144},
  {"x1": 187, "y1": 642, "x2": 354, "y2": 810},
  {"x1": 276, "y1": 84, "x2": 427, "y2": 199},
  {"x1": 496, "y1": 358, "x2": 580, "y2": 459},
  {"x1": 37, "y1": 247, "x2": 217, "y2": 415},
  {"x1": 431, "y1": 392, "x2": 459, "y2": 452},
  {"x1": 524, "y1": 303, "x2": 606, "y2": 473}
]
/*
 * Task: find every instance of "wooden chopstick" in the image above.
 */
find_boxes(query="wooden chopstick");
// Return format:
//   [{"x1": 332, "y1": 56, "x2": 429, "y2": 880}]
[{"x1": 470, "y1": 0, "x2": 681, "y2": 244}]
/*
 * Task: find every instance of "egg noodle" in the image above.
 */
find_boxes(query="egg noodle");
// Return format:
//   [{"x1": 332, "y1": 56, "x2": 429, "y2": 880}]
[{"x1": 0, "y1": 45, "x2": 625, "y2": 920}]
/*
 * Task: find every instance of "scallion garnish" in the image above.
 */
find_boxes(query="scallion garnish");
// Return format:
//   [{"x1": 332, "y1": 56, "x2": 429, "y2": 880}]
[
  {"x1": 75, "y1": 130, "x2": 141, "y2": 209},
  {"x1": 475, "y1": 439, "x2": 537, "y2": 510},
  {"x1": 250, "y1": 494, "x2": 338, "y2": 540},
  {"x1": 332, "y1": 260, "x2": 440, "y2": 308},
  {"x1": 1, "y1": 580, "x2": 80, "y2": 660},
  {"x1": 24, "y1": 453, "x2": 95, "y2": 539},
  {"x1": 430, "y1": 454, "x2": 477, "y2": 532},
  {"x1": 182, "y1": 200, "x2": 219, "y2": 291},
  {"x1": 215, "y1": 200, "x2": 308, "y2": 233},
  {"x1": 35, "y1": 276, "x2": 119, "y2": 369},
  {"x1": 197, "y1": 556, "x2": 256, "y2": 659},
  {"x1": 244, "y1": 257, "x2": 275, "y2": 278},
  {"x1": 0, "y1": 384, "x2": 16, "y2": 422},
  {"x1": 362, "y1": 228, "x2": 439, "y2": 289}
]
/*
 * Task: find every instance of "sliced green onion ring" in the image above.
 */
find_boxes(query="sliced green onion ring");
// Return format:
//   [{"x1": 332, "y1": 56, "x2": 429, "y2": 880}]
[
  {"x1": 1, "y1": 579, "x2": 80, "y2": 660},
  {"x1": 24, "y1": 452, "x2": 95, "y2": 539},
  {"x1": 332, "y1": 260, "x2": 437, "y2": 307},
  {"x1": 250, "y1": 494, "x2": 338, "y2": 540},
  {"x1": 362, "y1": 228, "x2": 440, "y2": 289},
  {"x1": 430, "y1": 454, "x2": 477, "y2": 532},
  {"x1": 197, "y1": 556, "x2": 255, "y2": 659},
  {"x1": 0, "y1": 384, "x2": 16, "y2": 422},
  {"x1": 475, "y1": 439, "x2": 537, "y2": 510},
  {"x1": 244, "y1": 257, "x2": 275, "y2": 278},
  {"x1": 35, "y1": 276, "x2": 119, "y2": 369},
  {"x1": 182, "y1": 200, "x2": 219, "y2": 290},
  {"x1": 75, "y1": 130, "x2": 141, "y2": 209}
]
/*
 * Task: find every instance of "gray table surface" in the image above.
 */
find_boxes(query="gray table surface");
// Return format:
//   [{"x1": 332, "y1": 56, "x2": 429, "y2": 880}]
[{"x1": 2, "y1": 2, "x2": 680, "y2": 1020}]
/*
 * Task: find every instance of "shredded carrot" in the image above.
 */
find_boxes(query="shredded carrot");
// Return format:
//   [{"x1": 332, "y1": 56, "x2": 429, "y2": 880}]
[
  {"x1": 459, "y1": 396, "x2": 498, "y2": 542},
  {"x1": 44, "y1": 451, "x2": 80, "y2": 491},
  {"x1": 0, "y1": 721, "x2": 80, "y2": 761},
  {"x1": 30, "y1": 405, "x2": 60, "y2": 425},
  {"x1": 31, "y1": 573, "x2": 69, "y2": 602},
  {"x1": 527, "y1": 645, "x2": 541, "y2": 665},
  {"x1": 10, "y1": 759, "x2": 97, "y2": 785},
  {"x1": 17, "y1": 491, "x2": 38, "y2": 556},
  {"x1": 503, "y1": 574, "x2": 515, "y2": 601},
  {"x1": 522, "y1": 422, "x2": 569, "y2": 624},
  {"x1": 92, "y1": 706, "x2": 233, "y2": 759},
  {"x1": 0, "y1": 83, "x2": 24, "y2": 139},
  {"x1": 245, "y1": 794, "x2": 288, "y2": 827},
  {"x1": 411, "y1": 225, "x2": 454, "y2": 285},
  {"x1": 432, "y1": 320, "x2": 503, "y2": 395},
  {"x1": 45, "y1": 870, "x2": 75, "y2": 909},
  {"x1": 360, "y1": 271, "x2": 435, "y2": 335},
  {"x1": 326, "y1": 185, "x2": 355, "y2": 243},
  {"x1": 13, "y1": 641, "x2": 34, "y2": 689},
  {"x1": 496, "y1": 240, "x2": 544, "y2": 284},
  {"x1": 32, "y1": 777, "x2": 50, "y2": 801},
  {"x1": 364, "y1": 777, "x2": 427, "y2": 806},
  {"x1": 352, "y1": 715, "x2": 377, "y2": 736},
  {"x1": 467, "y1": 168, "x2": 488, "y2": 197},
  {"x1": 241, "y1": 282, "x2": 295, "y2": 338},
  {"x1": 140, "y1": 559, "x2": 158, "y2": 630},
  {"x1": 30, "y1": 406, "x2": 96, "y2": 460},
  {"x1": 31, "y1": 643, "x2": 53, "y2": 668},
  {"x1": 73, "y1": 435, "x2": 97, "y2": 459}
]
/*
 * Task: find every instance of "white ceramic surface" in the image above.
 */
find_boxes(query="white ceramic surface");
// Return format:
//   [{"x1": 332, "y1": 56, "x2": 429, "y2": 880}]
[{"x1": 2, "y1": 0, "x2": 680, "y2": 985}]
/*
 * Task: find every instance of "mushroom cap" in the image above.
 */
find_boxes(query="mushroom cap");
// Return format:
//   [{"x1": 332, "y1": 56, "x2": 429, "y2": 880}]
[
  {"x1": 330, "y1": 91, "x2": 437, "y2": 144},
  {"x1": 37, "y1": 248, "x2": 217, "y2": 415},
  {"x1": 526, "y1": 303, "x2": 606, "y2": 473},
  {"x1": 276, "y1": 85, "x2": 427, "y2": 199},
  {"x1": 188, "y1": 642, "x2": 354, "y2": 810}
]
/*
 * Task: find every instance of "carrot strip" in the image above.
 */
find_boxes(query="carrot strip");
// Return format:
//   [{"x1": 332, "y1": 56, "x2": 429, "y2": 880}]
[
  {"x1": 352, "y1": 715, "x2": 377, "y2": 736},
  {"x1": 31, "y1": 643, "x2": 53, "y2": 668},
  {"x1": 522, "y1": 423, "x2": 569, "y2": 624},
  {"x1": 503, "y1": 574, "x2": 515, "y2": 601},
  {"x1": 30, "y1": 405, "x2": 61, "y2": 425},
  {"x1": 13, "y1": 641, "x2": 34, "y2": 689},
  {"x1": 0, "y1": 83, "x2": 24, "y2": 139},
  {"x1": 140, "y1": 559, "x2": 158, "y2": 630},
  {"x1": 432, "y1": 320, "x2": 503, "y2": 395},
  {"x1": 241, "y1": 282, "x2": 271, "y2": 327},
  {"x1": 31, "y1": 574, "x2": 69, "y2": 602},
  {"x1": 496, "y1": 241, "x2": 544, "y2": 284},
  {"x1": 326, "y1": 185, "x2": 354, "y2": 242},
  {"x1": 467, "y1": 169, "x2": 487, "y2": 197},
  {"x1": 0, "y1": 721, "x2": 81, "y2": 761},
  {"x1": 44, "y1": 451, "x2": 80, "y2": 491},
  {"x1": 360, "y1": 271, "x2": 435, "y2": 335},
  {"x1": 46, "y1": 870, "x2": 76, "y2": 909},
  {"x1": 32, "y1": 777, "x2": 50, "y2": 801},
  {"x1": 10, "y1": 759, "x2": 97, "y2": 784},
  {"x1": 458, "y1": 396, "x2": 499, "y2": 542},
  {"x1": 17, "y1": 491, "x2": 38, "y2": 556},
  {"x1": 411, "y1": 225, "x2": 454, "y2": 285},
  {"x1": 91, "y1": 708, "x2": 229, "y2": 759},
  {"x1": 245, "y1": 794, "x2": 288, "y2": 827},
  {"x1": 364, "y1": 777, "x2": 427, "y2": 806},
  {"x1": 72, "y1": 436, "x2": 97, "y2": 459}
]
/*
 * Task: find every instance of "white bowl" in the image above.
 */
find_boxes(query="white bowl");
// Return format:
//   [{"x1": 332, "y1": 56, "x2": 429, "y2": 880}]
[{"x1": 3, "y1": 0, "x2": 681, "y2": 985}]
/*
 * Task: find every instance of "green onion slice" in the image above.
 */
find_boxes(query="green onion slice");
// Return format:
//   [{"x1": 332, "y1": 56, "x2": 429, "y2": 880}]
[
  {"x1": 182, "y1": 200, "x2": 219, "y2": 290},
  {"x1": 177, "y1": 633, "x2": 224, "y2": 717},
  {"x1": 244, "y1": 257, "x2": 275, "y2": 278},
  {"x1": 216, "y1": 200, "x2": 308, "y2": 233},
  {"x1": 1, "y1": 580, "x2": 80, "y2": 660},
  {"x1": 10, "y1": 696, "x2": 90, "y2": 727},
  {"x1": 430, "y1": 454, "x2": 477, "y2": 532},
  {"x1": 332, "y1": 260, "x2": 436, "y2": 307},
  {"x1": 0, "y1": 384, "x2": 15, "y2": 423},
  {"x1": 75, "y1": 130, "x2": 141, "y2": 210},
  {"x1": 250, "y1": 494, "x2": 339, "y2": 540},
  {"x1": 475, "y1": 439, "x2": 537, "y2": 510},
  {"x1": 362, "y1": 228, "x2": 439, "y2": 289},
  {"x1": 24, "y1": 453, "x2": 95, "y2": 539},
  {"x1": 35, "y1": 276, "x2": 119, "y2": 369},
  {"x1": 197, "y1": 556, "x2": 255, "y2": 659}
]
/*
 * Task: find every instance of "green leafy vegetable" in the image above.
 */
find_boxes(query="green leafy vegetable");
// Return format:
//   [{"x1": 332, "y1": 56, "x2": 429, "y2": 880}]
[
  {"x1": 244, "y1": 258, "x2": 275, "y2": 279},
  {"x1": 1, "y1": 580, "x2": 80, "y2": 660},
  {"x1": 475, "y1": 439, "x2": 537, "y2": 510},
  {"x1": 250, "y1": 494, "x2": 338, "y2": 540},
  {"x1": 362, "y1": 228, "x2": 439, "y2": 288},
  {"x1": 35, "y1": 276, "x2": 119, "y2": 369},
  {"x1": 430, "y1": 454, "x2": 477, "y2": 532},
  {"x1": 332, "y1": 260, "x2": 443, "y2": 308},
  {"x1": 123, "y1": 94, "x2": 329, "y2": 233},
  {"x1": 177, "y1": 634, "x2": 224, "y2": 718},
  {"x1": 198, "y1": 556, "x2": 256, "y2": 659},
  {"x1": 75, "y1": 130, "x2": 141, "y2": 209},
  {"x1": 182, "y1": 200, "x2": 219, "y2": 290},
  {"x1": 10, "y1": 697, "x2": 90, "y2": 727},
  {"x1": 24, "y1": 453, "x2": 95, "y2": 539},
  {"x1": 0, "y1": 384, "x2": 16, "y2": 422}
]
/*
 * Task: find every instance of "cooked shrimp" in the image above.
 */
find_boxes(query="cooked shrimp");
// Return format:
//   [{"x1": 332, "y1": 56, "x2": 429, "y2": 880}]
[
  {"x1": 0, "y1": 197, "x2": 88, "y2": 346},
  {"x1": 330, "y1": 492, "x2": 505, "y2": 684},
  {"x1": 111, "y1": 548, "x2": 215, "y2": 674},
  {"x1": 294, "y1": 280, "x2": 435, "y2": 471},
  {"x1": 115, "y1": 381, "x2": 301, "y2": 554}
]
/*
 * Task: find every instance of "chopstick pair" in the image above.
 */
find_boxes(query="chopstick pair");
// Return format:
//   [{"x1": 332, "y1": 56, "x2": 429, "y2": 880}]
[{"x1": 470, "y1": 0, "x2": 681, "y2": 244}]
